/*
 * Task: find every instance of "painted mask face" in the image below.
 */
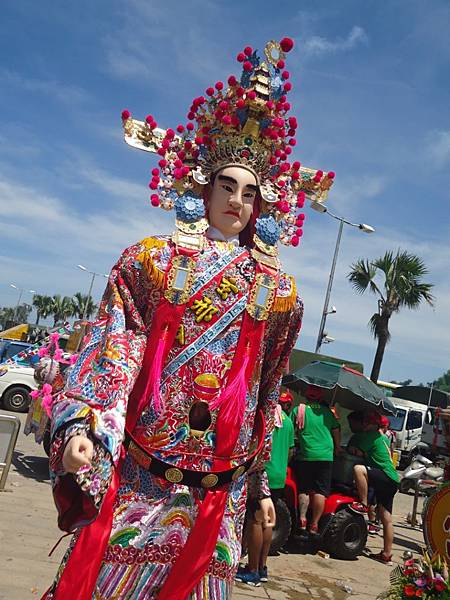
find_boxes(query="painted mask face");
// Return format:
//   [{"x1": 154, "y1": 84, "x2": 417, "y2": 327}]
[{"x1": 207, "y1": 165, "x2": 257, "y2": 238}]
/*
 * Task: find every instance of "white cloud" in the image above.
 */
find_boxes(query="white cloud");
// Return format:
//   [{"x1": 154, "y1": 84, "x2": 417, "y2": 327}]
[
  {"x1": 304, "y1": 26, "x2": 368, "y2": 56},
  {"x1": 102, "y1": 0, "x2": 230, "y2": 85},
  {"x1": 279, "y1": 213, "x2": 449, "y2": 380},
  {"x1": 0, "y1": 68, "x2": 91, "y2": 106},
  {"x1": 425, "y1": 130, "x2": 450, "y2": 167},
  {"x1": 0, "y1": 173, "x2": 170, "y2": 262}
]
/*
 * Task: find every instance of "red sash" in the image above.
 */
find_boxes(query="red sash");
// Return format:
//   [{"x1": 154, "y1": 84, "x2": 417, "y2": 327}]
[{"x1": 157, "y1": 307, "x2": 268, "y2": 599}]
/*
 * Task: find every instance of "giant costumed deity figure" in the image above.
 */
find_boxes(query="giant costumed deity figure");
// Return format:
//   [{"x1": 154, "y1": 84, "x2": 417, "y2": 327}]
[{"x1": 42, "y1": 38, "x2": 334, "y2": 599}]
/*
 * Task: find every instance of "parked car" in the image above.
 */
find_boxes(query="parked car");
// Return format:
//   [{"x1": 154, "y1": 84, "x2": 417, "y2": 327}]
[
  {"x1": 0, "y1": 340, "x2": 33, "y2": 364},
  {"x1": 0, "y1": 363, "x2": 37, "y2": 412}
]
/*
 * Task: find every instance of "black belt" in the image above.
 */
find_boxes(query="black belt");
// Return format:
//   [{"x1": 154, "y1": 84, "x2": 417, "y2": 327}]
[{"x1": 123, "y1": 410, "x2": 265, "y2": 490}]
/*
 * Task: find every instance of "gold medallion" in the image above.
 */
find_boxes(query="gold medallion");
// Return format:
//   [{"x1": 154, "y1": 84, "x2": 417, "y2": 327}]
[
  {"x1": 165, "y1": 467, "x2": 184, "y2": 484},
  {"x1": 201, "y1": 473, "x2": 219, "y2": 489},
  {"x1": 232, "y1": 465, "x2": 246, "y2": 481}
]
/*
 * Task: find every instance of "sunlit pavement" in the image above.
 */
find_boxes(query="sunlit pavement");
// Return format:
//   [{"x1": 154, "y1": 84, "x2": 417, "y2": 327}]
[{"x1": 0, "y1": 411, "x2": 425, "y2": 600}]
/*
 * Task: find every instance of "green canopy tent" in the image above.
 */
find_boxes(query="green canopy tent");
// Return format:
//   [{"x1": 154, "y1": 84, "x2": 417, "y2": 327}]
[{"x1": 282, "y1": 360, "x2": 396, "y2": 415}]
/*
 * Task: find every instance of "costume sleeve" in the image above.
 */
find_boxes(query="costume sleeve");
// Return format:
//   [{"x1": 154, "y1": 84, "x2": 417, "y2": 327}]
[
  {"x1": 252, "y1": 281, "x2": 303, "y2": 499},
  {"x1": 49, "y1": 244, "x2": 149, "y2": 530}
]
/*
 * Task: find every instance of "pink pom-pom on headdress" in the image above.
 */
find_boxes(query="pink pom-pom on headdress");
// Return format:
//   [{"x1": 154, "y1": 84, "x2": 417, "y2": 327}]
[
  {"x1": 42, "y1": 383, "x2": 53, "y2": 395},
  {"x1": 41, "y1": 393, "x2": 54, "y2": 417},
  {"x1": 54, "y1": 349, "x2": 63, "y2": 361}
]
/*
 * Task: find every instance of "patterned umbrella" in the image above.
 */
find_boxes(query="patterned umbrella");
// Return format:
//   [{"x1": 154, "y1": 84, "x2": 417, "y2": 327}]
[{"x1": 282, "y1": 360, "x2": 396, "y2": 415}]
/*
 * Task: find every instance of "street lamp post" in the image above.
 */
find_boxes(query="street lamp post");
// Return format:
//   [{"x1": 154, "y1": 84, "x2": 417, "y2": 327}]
[
  {"x1": 76, "y1": 265, "x2": 108, "y2": 322},
  {"x1": 312, "y1": 203, "x2": 375, "y2": 354},
  {"x1": 10, "y1": 284, "x2": 36, "y2": 324}
]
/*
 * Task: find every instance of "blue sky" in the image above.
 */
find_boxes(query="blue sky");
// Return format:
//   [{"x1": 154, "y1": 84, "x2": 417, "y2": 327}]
[{"x1": 1, "y1": 0, "x2": 449, "y2": 384}]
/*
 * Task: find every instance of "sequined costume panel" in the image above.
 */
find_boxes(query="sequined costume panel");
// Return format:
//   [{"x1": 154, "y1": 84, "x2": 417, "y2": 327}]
[{"x1": 48, "y1": 237, "x2": 303, "y2": 599}]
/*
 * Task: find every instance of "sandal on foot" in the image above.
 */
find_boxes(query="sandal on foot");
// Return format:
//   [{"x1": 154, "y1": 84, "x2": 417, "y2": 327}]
[
  {"x1": 299, "y1": 518, "x2": 307, "y2": 531},
  {"x1": 349, "y1": 502, "x2": 369, "y2": 514},
  {"x1": 371, "y1": 551, "x2": 393, "y2": 566},
  {"x1": 308, "y1": 524, "x2": 320, "y2": 538}
]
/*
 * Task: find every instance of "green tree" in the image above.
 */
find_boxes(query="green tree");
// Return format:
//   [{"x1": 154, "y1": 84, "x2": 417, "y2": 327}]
[
  {"x1": 0, "y1": 307, "x2": 16, "y2": 329},
  {"x1": 429, "y1": 370, "x2": 450, "y2": 394},
  {"x1": 16, "y1": 303, "x2": 32, "y2": 324},
  {"x1": 51, "y1": 295, "x2": 75, "y2": 326},
  {"x1": 390, "y1": 379, "x2": 413, "y2": 386},
  {"x1": 71, "y1": 292, "x2": 97, "y2": 320},
  {"x1": 348, "y1": 250, "x2": 434, "y2": 383},
  {"x1": 32, "y1": 294, "x2": 53, "y2": 325}
]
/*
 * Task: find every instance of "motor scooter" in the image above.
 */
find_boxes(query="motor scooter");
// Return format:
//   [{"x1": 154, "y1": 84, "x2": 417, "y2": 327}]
[{"x1": 399, "y1": 454, "x2": 444, "y2": 494}]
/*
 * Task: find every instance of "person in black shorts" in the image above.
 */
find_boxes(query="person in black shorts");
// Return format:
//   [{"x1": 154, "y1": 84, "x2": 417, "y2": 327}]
[
  {"x1": 348, "y1": 411, "x2": 400, "y2": 565},
  {"x1": 291, "y1": 386, "x2": 341, "y2": 535}
]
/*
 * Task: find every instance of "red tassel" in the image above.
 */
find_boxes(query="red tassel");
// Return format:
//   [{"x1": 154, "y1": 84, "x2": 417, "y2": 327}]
[
  {"x1": 211, "y1": 349, "x2": 249, "y2": 433},
  {"x1": 142, "y1": 328, "x2": 168, "y2": 414}
]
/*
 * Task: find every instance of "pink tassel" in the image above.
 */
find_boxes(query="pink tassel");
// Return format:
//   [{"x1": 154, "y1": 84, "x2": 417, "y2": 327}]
[
  {"x1": 42, "y1": 394, "x2": 54, "y2": 417},
  {"x1": 144, "y1": 334, "x2": 167, "y2": 414},
  {"x1": 211, "y1": 351, "x2": 250, "y2": 429}
]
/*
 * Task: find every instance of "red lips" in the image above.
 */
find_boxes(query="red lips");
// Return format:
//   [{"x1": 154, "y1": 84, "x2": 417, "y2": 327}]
[{"x1": 224, "y1": 210, "x2": 240, "y2": 217}]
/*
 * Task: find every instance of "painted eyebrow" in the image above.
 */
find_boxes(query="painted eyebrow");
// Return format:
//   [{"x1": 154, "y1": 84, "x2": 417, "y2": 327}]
[
  {"x1": 218, "y1": 175, "x2": 257, "y2": 193},
  {"x1": 218, "y1": 175, "x2": 237, "y2": 185}
]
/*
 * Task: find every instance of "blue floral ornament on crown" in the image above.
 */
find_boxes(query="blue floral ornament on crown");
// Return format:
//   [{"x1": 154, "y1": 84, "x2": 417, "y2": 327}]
[
  {"x1": 255, "y1": 214, "x2": 280, "y2": 246},
  {"x1": 174, "y1": 193, "x2": 205, "y2": 223}
]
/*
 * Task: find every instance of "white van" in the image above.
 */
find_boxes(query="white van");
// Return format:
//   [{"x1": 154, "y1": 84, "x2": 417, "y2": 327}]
[{"x1": 388, "y1": 397, "x2": 428, "y2": 466}]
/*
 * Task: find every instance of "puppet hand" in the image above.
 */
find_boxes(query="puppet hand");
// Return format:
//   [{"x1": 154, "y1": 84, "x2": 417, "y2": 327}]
[
  {"x1": 63, "y1": 435, "x2": 94, "y2": 473},
  {"x1": 260, "y1": 497, "x2": 276, "y2": 529}
]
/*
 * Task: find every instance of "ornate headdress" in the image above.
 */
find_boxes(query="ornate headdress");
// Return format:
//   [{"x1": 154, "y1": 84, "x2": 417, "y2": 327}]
[{"x1": 122, "y1": 37, "x2": 334, "y2": 252}]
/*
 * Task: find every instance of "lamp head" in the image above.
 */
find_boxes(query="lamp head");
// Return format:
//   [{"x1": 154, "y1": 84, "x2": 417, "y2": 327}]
[
  {"x1": 359, "y1": 223, "x2": 375, "y2": 233},
  {"x1": 310, "y1": 201, "x2": 327, "y2": 214}
]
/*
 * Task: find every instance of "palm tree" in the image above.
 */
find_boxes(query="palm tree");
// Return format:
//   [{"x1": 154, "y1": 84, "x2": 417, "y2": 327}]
[
  {"x1": 16, "y1": 303, "x2": 32, "y2": 324},
  {"x1": 32, "y1": 294, "x2": 53, "y2": 325},
  {"x1": 71, "y1": 292, "x2": 97, "y2": 320},
  {"x1": 0, "y1": 307, "x2": 17, "y2": 330},
  {"x1": 51, "y1": 295, "x2": 75, "y2": 326},
  {"x1": 348, "y1": 250, "x2": 434, "y2": 383}
]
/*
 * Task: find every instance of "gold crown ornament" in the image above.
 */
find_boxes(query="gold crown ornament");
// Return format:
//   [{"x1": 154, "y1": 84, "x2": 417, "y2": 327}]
[{"x1": 122, "y1": 37, "x2": 335, "y2": 249}]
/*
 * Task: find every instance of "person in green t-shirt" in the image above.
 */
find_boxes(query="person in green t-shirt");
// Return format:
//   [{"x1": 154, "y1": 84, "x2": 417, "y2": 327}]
[
  {"x1": 291, "y1": 385, "x2": 341, "y2": 535},
  {"x1": 348, "y1": 411, "x2": 399, "y2": 565},
  {"x1": 236, "y1": 399, "x2": 294, "y2": 586}
]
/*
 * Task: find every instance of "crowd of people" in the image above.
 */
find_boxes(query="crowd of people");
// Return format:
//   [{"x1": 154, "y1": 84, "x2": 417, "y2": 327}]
[{"x1": 236, "y1": 384, "x2": 399, "y2": 587}]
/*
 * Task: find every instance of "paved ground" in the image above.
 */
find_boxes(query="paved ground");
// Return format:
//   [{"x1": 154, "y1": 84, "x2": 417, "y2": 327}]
[{"x1": 0, "y1": 411, "x2": 425, "y2": 599}]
